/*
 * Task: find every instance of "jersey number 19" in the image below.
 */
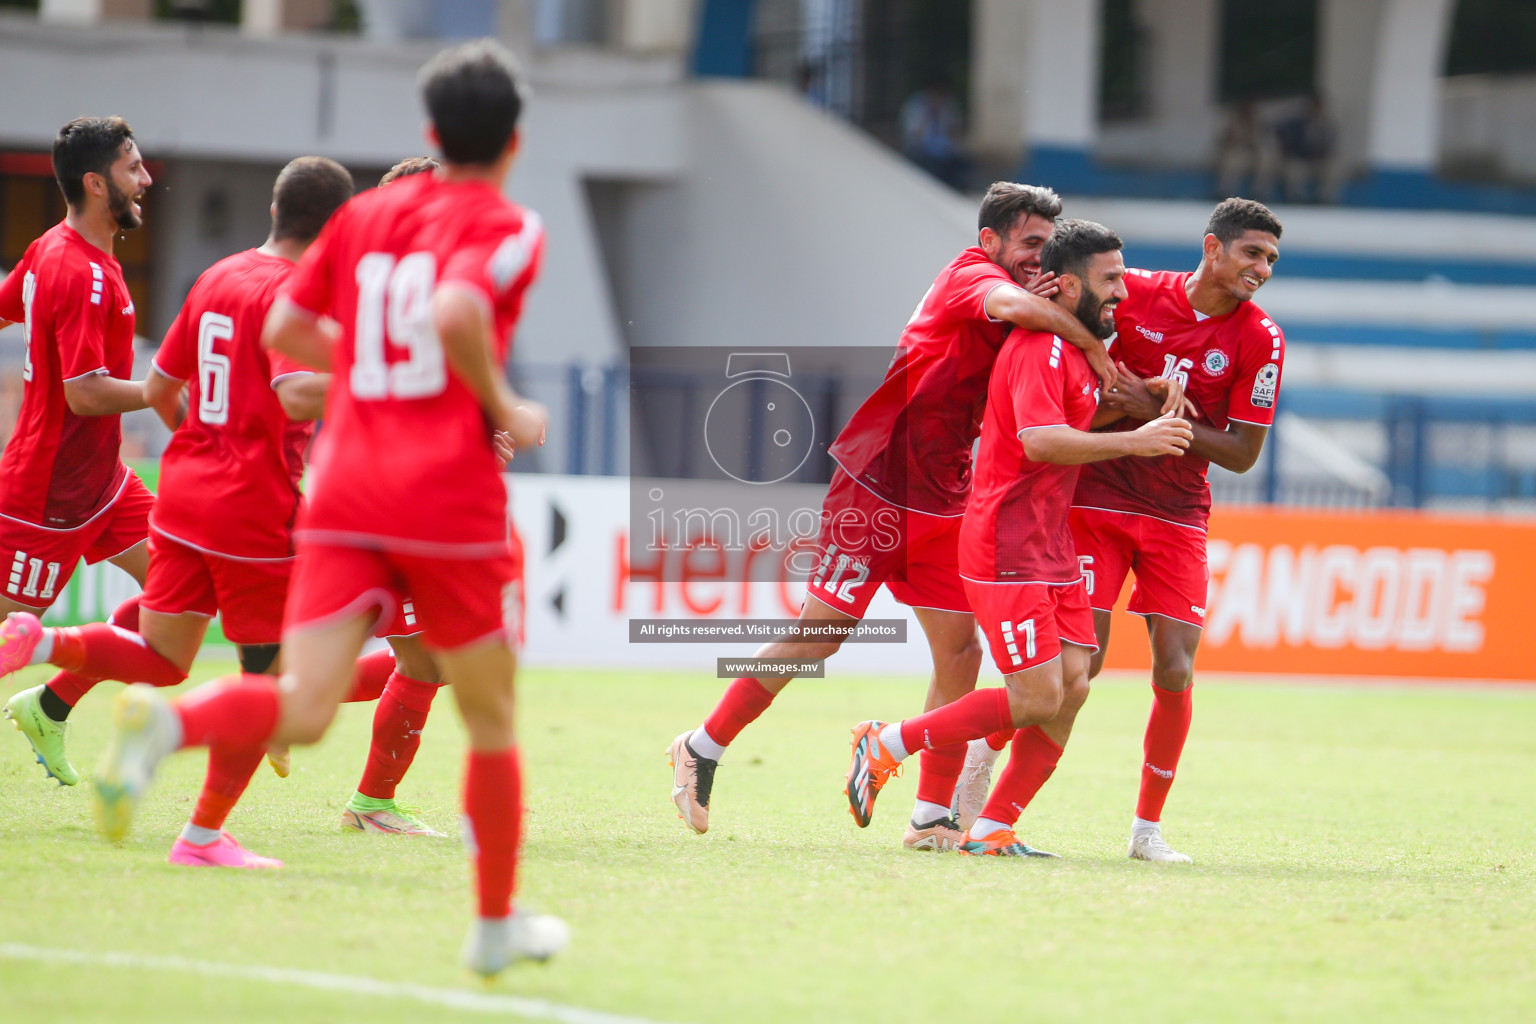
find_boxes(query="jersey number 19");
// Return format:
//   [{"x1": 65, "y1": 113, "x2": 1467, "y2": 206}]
[{"x1": 352, "y1": 252, "x2": 447, "y2": 401}]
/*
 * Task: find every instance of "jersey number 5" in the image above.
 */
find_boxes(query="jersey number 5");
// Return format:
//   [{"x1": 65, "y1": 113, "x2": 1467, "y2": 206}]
[{"x1": 353, "y1": 252, "x2": 447, "y2": 401}]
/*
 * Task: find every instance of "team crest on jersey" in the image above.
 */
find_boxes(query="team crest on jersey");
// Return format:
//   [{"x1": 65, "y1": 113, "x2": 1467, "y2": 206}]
[
  {"x1": 1201, "y1": 348, "x2": 1230, "y2": 376},
  {"x1": 1251, "y1": 362, "x2": 1279, "y2": 408}
]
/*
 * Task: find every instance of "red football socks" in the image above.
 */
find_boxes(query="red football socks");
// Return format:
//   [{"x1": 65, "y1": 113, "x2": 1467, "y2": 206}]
[
  {"x1": 344, "y1": 648, "x2": 397, "y2": 704},
  {"x1": 175, "y1": 674, "x2": 282, "y2": 751},
  {"x1": 464, "y1": 748, "x2": 523, "y2": 919},
  {"x1": 702, "y1": 676, "x2": 775, "y2": 745},
  {"x1": 47, "y1": 623, "x2": 186, "y2": 688},
  {"x1": 356, "y1": 673, "x2": 440, "y2": 800},
  {"x1": 1136, "y1": 684, "x2": 1193, "y2": 822},
  {"x1": 898, "y1": 687, "x2": 1012, "y2": 756},
  {"x1": 984, "y1": 729, "x2": 1011, "y2": 752},
  {"x1": 189, "y1": 744, "x2": 266, "y2": 831},
  {"x1": 976, "y1": 726, "x2": 1064, "y2": 826},
  {"x1": 43, "y1": 595, "x2": 142, "y2": 709},
  {"x1": 916, "y1": 743, "x2": 965, "y2": 807}
]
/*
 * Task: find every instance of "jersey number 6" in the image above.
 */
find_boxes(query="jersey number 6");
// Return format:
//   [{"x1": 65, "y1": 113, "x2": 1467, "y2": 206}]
[{"x1": 197, "y1": 312, "x2": 234, "y2": 425}]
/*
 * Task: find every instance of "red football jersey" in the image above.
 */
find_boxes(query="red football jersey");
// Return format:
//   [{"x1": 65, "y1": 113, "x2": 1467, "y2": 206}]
[
  {"x1": 960, "y1": 329, "x2": 1098, "y2": 584},
  {"x1": 151, "y1": 248, "x2": 315, "y2": 560},
  {"x1": 1073, "y1": 269, "x2": 1283, "y2": 529},
  {"x1": 0, "y1": 222, "x2": 135, "y2": 529},
  {"x1": 282, "y1": 173, "x2": 543, "y2": 556},
  {"x1": 827, "y1": 247, "x2": 1015, "y2": 516}
]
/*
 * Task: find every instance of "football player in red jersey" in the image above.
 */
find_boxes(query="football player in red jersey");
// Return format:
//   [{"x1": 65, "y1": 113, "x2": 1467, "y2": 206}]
[
  {"x1": 137, "y1": 156, "x2": 353, "y2": 867},
  {"x1": 91, "y1": 41, "x2": 566, "y2": 976},
  {"x1": 671, "y1": 183, "x2": 1162, "y2": 851},
  {"x1": 955, "y1": 199, "x2": 1285, "y2": 864},
  {"x1": 0, "y1": 117, "x2": 161, "y2": 786},
  {"x1": 843, "y1": 220, "x2": 1192, "y2": 855}
]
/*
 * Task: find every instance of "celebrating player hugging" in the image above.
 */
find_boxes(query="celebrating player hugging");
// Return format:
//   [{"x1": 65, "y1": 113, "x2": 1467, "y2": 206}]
[
  {"x1": 956, "y1": 198, "x2": 1285, "y2": 863},
  {"x1": 843, "y1": 219, "x2": 1194, "y2": 856}
]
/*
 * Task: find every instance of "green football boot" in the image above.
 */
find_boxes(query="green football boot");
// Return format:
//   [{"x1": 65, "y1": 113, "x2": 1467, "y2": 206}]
[{"x1": 4, "y1": 683, "x2": 78, "y2": 786}]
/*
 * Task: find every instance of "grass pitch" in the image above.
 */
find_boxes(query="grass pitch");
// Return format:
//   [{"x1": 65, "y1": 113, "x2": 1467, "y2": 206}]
[{"x1": 2, "y1": 659, "x2": 1534, "y2": 1024}]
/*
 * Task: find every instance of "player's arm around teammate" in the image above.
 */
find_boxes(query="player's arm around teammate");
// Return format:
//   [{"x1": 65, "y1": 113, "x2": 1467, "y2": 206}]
[
  {"x1": 953, "y1": 355, "x2": 1192, "y2": 758},
  {"x1": 981, "y1": 222, "x2": 1120, "y2": 392},
  {"x1": 845, "y1": 223, "x2": 1191, "y2": 855}
]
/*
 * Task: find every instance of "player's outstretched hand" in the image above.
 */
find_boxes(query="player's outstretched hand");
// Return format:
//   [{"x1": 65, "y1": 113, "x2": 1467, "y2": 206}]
[
  {"x1": 1126, "y1": 413, "x2": 1192, "y2": 457},
  {"x1": 1025, "y1": 270, "x2": 1060, "y2": 298}
]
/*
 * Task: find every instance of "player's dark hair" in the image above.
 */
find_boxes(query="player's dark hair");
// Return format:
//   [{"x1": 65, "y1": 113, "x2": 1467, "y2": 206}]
[
  {"x1": 1206, "y1": 197, "x2": 1283, "y2": 245},
  {"x1": 53, "y1": 116, "x2": 136, "y2": 209},
  {"x1": 418, "y1": 40, "x2": 527, "y2": 166},
  {"x1": 977, "y1": 181, "x2": 1062, "y2": 238},
  {"x1": 272, "y1": 156, "x2": 355, "y2": 242},
  {"x1": 379, "y1": 156, "x2": 440, "y2": 186},
  {"x1": 1039, "y1": 218, "x2": 1123, "y2": 279}
]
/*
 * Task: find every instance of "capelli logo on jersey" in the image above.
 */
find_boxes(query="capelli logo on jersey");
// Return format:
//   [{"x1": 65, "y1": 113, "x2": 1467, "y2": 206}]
[{"x1": 1135, "y1": 326, "x2": 1164, "y2": 343}]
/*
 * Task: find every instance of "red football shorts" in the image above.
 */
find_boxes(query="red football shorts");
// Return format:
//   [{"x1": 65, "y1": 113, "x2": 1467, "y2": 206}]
[
  {"x1": 964, "y1": 578, "x2": 1097, "y2": 675},
  {"x1": 285, "y1": 542, "x2": 519, "y2": 652},
  {"x1": 374, "y1": 528, "x2": 526, "y2": 648},
  {"x1": 0, "y1": 473, "x2": 154, "y2": 611},
  {"x1": 1069, "y1": 506, "x2": 1209, "y2": 628},
  {"x1": 803, "y1": 468, "x2": 969, "y2": 619},
  {"x1": 140, "y1": 530, "x2": 291, "y2": 645}
]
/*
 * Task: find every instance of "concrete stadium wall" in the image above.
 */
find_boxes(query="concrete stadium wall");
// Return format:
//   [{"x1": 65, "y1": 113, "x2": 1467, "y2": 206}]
[
  {"x1": 0, "y1": 15, "x2": 977, "y2": 369},
  {"x1": 1441, "y1": 74, "x2": 1536, "y2": 183}
]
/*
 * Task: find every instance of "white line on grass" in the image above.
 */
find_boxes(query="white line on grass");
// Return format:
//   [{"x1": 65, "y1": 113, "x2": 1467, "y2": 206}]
[{"x1": 0, "y1": 944, "x2": 674, "y2": 1024}]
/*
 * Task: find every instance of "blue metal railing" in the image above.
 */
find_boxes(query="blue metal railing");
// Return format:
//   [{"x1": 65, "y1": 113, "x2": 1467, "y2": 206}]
[{"x1": 508, "y1": 364, "x2": 1534, "y2": 512}]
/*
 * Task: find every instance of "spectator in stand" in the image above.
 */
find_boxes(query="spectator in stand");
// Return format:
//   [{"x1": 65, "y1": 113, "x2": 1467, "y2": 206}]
[
  {"x1": 1275, "y1": 93, "x2": 1340, "y2": 204},
  {"x1": 901, "y1": 79, "x2": 971, "y2": 191},
  {"x1": 1214, "y1": 99, "x2": 1272, "y2": 199}
]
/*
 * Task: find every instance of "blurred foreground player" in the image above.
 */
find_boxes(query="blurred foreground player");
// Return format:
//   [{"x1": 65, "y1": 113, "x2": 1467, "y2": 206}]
[
  {"x1": 955, "y1": 199, "x2": 1285, "y2": 863},
  {"x1": 844, "y1": 221, "x2": 1192, "y2": 856},
  {"x1": 91, "y1": 41, "x2": 566, "y2": 974},
  {"x1": 0, "y1": 117, "x2": 159, "y2": 785},
  {"x1": 670, "y1": 183, "x2": 1133, "y2": 850}
]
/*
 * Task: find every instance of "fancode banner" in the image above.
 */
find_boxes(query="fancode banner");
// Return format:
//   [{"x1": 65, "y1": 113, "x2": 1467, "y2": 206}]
[{"x1": 1099, "y1": 507, "x2": 1535, "y2": 681}]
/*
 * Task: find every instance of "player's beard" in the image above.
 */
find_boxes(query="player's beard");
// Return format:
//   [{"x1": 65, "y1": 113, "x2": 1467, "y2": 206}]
[
  {"x1": 1074, "y1": 289, "x2": 1116, "y2": 340},
  {"x1": 106, "y1": 178, "x2": 143, "y2": 231}
]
